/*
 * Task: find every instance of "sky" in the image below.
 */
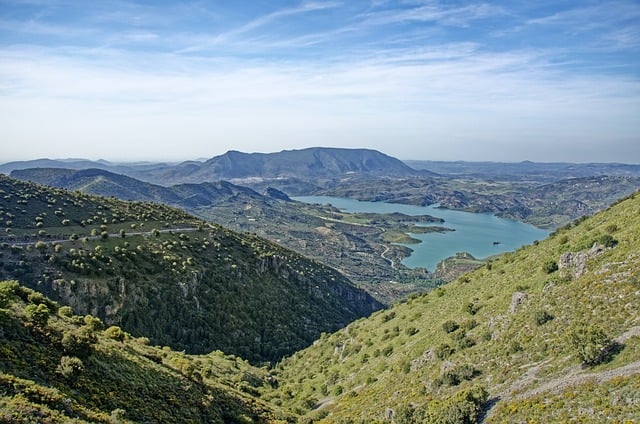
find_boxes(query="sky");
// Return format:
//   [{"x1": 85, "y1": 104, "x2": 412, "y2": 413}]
[{"x1": 0, "y1": 1, "x2": 639, "y2": 163}]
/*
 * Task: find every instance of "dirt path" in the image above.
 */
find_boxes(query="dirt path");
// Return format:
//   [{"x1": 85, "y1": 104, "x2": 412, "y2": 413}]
[
  {"x1": 381, "y1": 244, "x2": 396, "y2": 269},
  {"x1": 7, "y1": 227, "x2": 201, "y2": 247},
  {"x1": 482, "y1": 327, "x2": 640, "y2": 422}
]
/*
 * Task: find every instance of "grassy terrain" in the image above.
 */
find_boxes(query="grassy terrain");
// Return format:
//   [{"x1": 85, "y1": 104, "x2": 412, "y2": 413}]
[{"x1": 266, "y1": 190, "x2": 640, "y2": 422}]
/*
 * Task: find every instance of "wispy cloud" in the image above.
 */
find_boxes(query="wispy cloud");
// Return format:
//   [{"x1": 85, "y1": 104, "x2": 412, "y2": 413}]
[{"x1": 360, "y1": 2, "x2": 505, "y2": 27}]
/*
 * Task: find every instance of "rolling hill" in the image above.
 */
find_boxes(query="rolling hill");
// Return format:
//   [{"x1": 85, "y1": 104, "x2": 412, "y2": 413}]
[
  {"x1": 9, "y1": 167, "x2": 440, "y2": 300},
  {"x1": 0, "y1": 175, "x2": 383, "y2": 363}
]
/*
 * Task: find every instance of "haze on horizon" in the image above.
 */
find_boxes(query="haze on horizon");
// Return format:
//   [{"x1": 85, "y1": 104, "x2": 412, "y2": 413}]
[{"x1": 1, "y1": 1, "x2": 639, "y2": 164}]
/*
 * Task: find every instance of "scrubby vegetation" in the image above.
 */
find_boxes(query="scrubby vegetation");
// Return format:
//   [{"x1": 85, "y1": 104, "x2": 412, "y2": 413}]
[{"x1": 0, "y1": 280, "x2": 293, "y2": 423}]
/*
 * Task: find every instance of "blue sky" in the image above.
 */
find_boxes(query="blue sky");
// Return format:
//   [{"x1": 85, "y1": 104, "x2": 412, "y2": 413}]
[{"x1": 0, "y1": 1, "x2": 639, "y2": 163}]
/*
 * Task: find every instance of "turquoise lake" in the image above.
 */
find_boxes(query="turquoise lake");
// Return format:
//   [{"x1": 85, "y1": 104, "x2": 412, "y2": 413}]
[{"x1": 293, "y1": 196, "x2": 549, "y2": 272}]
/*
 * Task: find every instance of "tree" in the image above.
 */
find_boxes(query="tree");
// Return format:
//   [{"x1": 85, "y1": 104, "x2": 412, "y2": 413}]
[
  {"x1": 568, "y1": 324, "x2": 613, "y2": 366},
  {"x1": 24, "y1": 303, "x2": 50, "y2": 328},
  {"x1": 57, "y1": 356, "x2": 84, "y2": 382},
  {"x1": 105, "y1": 325, "x2": 126, "y2": 342}
]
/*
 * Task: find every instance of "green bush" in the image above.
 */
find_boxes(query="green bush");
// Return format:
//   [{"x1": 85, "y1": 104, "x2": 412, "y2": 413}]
[
  {"x1": 62, "y1": 327, "x2": 97, "y2": 359},
  {"x1": 568, "y1": 324, "x2": 613, "y2": 366},
  {"x1": 597, "y1": 234, "x2": 618, "y2": 248},
  {"x1": 58, "y1": 306, "x2": 73, "y2": 317},
  {"x1": 57, "y1": 355, "x2": 84, "y2": 381},
  {"x1": 442, "y1": 320, "x2": 460, "y2": 333},
  {"x1": 533, "y1": 310, "x2": 554, "y2": 326},
  {"x1": 542, "y1": 260, "x2": 558, "y2": 274},
  {"x1": 436, "y1": 364, "x2": 477, "y2": 387},
  {"x1": 424, "y1": 385, "x2": 488, "y2": 423},
  {"x1": 434, "y1": 343, "x2": 455, "y2": 360},
  {"x1": 0, "y1": 280, "x2": 20, "y2": 308},
  {"x1": 464, "y1": 302, "x2": 480, "y2": 315},
  {"x1": 24, "y1": 303, "x2": 50, "y2": 327},
  {"x1": 83, "y1": 315, "x2": 104, "y2": 331},
  {"x1": 105, "y1": 325, "x2": 126, "y2": 342}
]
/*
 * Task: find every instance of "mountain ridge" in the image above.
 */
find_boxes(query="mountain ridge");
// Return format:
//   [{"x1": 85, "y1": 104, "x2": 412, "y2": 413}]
[{"x1": 0, "y1": 175, "x2": 383, "y2": 363}]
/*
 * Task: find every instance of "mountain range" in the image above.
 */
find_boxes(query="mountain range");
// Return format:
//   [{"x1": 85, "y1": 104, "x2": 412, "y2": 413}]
[{"x1": 2, "y1": 147, "x2": 429, "y2": 187}]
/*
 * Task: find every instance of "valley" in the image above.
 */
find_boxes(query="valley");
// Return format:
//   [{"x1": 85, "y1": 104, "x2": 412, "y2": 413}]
[{"x1": 1, "y1": 148, "x2": 639, "y2": 423}]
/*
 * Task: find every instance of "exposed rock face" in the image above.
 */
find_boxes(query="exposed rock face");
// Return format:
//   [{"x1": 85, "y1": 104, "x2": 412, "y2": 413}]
[
  {"x1": 559, "y1": 243, "x2": 606, "y2": 279},
  {"x1": 509, "y1": 291, "x2": 528, "y2": 314}
]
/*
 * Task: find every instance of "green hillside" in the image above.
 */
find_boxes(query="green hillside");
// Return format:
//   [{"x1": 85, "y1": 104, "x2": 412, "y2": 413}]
[
  {"x1": 267, "y1": 191, "x2": 640, "y2": 422},
  {"x1": 0, "y1": 281, "x2": 293, "y2": 423},
  {"x1": 0, "y1": 175, "x2": 382, "y2": 364}
]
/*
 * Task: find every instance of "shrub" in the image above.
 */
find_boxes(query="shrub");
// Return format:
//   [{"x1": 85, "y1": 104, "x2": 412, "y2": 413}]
[
  {"x1": 424, "y1": 385, "x2": 488, "y2": 423},
  {"x1": 597, "y1": 234, "x2": 618, "y2": 248},
  {"x1": 461, "y1": 319, "x2": 478, "y2": 331},
  {"x1": 405, "y1": 327, "x2": 419, "y2": 336},
  {"x1": 83, "y1": 315, "x2": 104, "y2": 331},
  {"x1": 0, "y1": 280, "x2": 20, "y2": 308},
  {"x1": 568, "y1": 324, "x2": 613, "y2": 366},
  {"x1": 533, "y1": 310, "x2": 554, "y2": 326},
  {"x1": 105, "y1": 325, "x2": 126, "y2": 342},
  {"x1": 436, "y1": 364, "x2": 477, "y2": 387},
  {"x1": 57, "y1": 356, "x2": 84, "y2": 381},
  {"x1": 24, "y1": 303, "x2": 50, "y2": 327},
  {"x1": 58, "y1": 306, "x2": 73, "y2": 317},
  {"x1": 464, "y1": 301, "x2": 480, "y2": 315},
  {"x1": 542, "y1": 260, "x2": 558, "y2": 274},
  {"x1": 62, "y1": 327, "x2": 97, "y2": 358},
  {"x1": 457, "y1": 336, "x2": 476, "y2": 350},
  {"x1": 434, "y1": 343, "x2": 455, "y2": 360},
  {"x1": 442, "y1": 320, "x2": 460, "y2": 334}
]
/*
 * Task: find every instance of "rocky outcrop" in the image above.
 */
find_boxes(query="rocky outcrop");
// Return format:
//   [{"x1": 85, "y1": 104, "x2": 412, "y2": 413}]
[
  {"x1": 558, "y1": 243, "x2": 606, "y2": 279},
  {"x1": 509, "y1": 291, "x2": 528, "y2": 314}
]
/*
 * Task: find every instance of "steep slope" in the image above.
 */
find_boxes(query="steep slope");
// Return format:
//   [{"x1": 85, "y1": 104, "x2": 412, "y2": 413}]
[
  {"x1": 267, "y1": 191, "x2": 640, "y2": 422},
  {"x1": 0, "y1": 175, "x2": 383, "y2": 363},
  {"x1": 0, "y1": 281, "x2": 293, "y2": 423}
]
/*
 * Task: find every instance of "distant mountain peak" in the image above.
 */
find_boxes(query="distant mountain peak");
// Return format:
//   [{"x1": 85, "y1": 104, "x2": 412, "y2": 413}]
[{"x1": 194, "y1": 147, "x2": 426, "y2": 181}]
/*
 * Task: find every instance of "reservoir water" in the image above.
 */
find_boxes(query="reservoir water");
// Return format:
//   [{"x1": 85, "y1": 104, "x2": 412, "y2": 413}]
[{"x1": 293, "y1": 196, "x2": 549, "y2": 271}]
